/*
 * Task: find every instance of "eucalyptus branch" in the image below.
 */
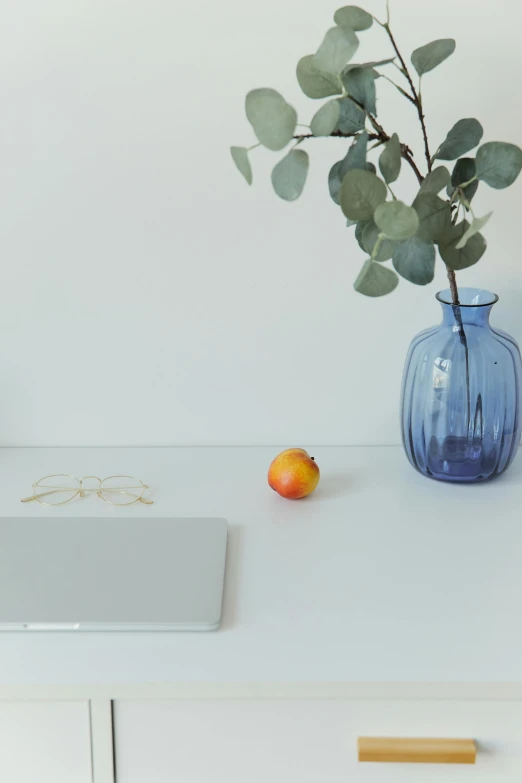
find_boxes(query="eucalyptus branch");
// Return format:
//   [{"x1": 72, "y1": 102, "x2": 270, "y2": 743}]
[
  {"x1": 447, "y1": 269, "x2": 460, "y2": 305},
  {"x1": 292, "y1": 131, "x2": 380, "y2": 142},
  {"x1": 382, "y1": 23, "x2": 432, "y2": 172},
  {"x1": 379, "y1": 21, "x2": 466, "y2": 305},
  {"x1": 232, "y1": 4, "x2": 522, "y2": 301},
  {"x1": 447, "y1": 201, "x2": 461, "y2": 306},
  {"x1": 347, "y1": 95, "x2": 425, "y2": 185},
  {"x1": 401, "y1": 148, "x2": 423, "y2": 184},
  {"x1": 293, "y1": 124, "x2": 422, "y2": 185},
  {"x1": 367, "y1": 118, "x2": 423, "y2": 185}
]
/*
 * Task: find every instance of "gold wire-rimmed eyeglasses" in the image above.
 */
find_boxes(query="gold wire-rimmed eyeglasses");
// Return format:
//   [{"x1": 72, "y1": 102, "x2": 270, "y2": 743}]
[{"x1": 21, "y1": 474, "x2": 154, "y2": 507}]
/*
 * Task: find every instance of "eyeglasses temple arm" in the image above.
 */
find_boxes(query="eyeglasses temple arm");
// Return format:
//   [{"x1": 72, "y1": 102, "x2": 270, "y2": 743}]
[
  {"x1": 138, "y1": 497, "x2": 154, "y2": 505},
  {"x1": 21, "y1": 488, "x2": 78, "y2": 503}
]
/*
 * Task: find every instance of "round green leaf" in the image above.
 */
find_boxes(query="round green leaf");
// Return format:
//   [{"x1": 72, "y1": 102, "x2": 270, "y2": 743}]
[
  {"x1": 341, "y1": 68, "x2": 377, "y2": 115},
  {"x1": 335, "y1": 98, "x2": 366, "y2": 134},
  {"x1": 475, "y1": 142, "x2": 522, "y2": 189},
  {"x1": 412, "y1": 192, "x2": 452, "y2": 242},
  {"x1": 419, "y1": 166, "x2": 450, "y2": 195},
  {"x1": 310, "y1": 100, "x2": 341, "y2": 136},
  {"x1": 450, "y1": 158, "x2": 479, "y2": 202},
  {"x1": 313, "y1": 26, "x2": 359, "y2": 75},
  {"x1": 334, "y1": 5, "x2": 373, "y2": 31},
  {"x1": 435, "y1": 118, "x2": 483, "y2": 161},
  {"x1": 339, "y1": 131, "x2": 368, "y2": 177},
  {"x1": 340, "y1": 169, "x2": 387, "y2": 221},
  {"x1": 354, "y1": 259, "x2": 399, "y2": 297},
  {"x1": 330, "y1": 146, "x2": 374, "y2": 206},
  {"x1": 361, "y1": 220, "x2": 400, "y2": 261},
  {"x1": 392, "y1": 237, "x2": 435, "y2": 285},
  {"x1": 438, "y1": 220, "x2": 487, "y2": 270},
  {"x1": 355, "y1": 219, "x2": 370, "y2": 250},
  {"x1": 296, "y1": 55, "x2": 342, "y2": 99},
  {"x1": 379, "y1": 133, "x2": 401, "y2": 184},
  {"x1": 328, "y1": 160, "x2": 343, "y2": 205},
  {"x1": 411, "y1": 39, "x2": 455, "y2": 76},
  {"x1": 271, "y1": 149, "x2": 309, "y2": 201},
  {"x1": 374, "y1": 201, "x2": 419, "y2": 240},
  {"x1": 245, "y1": 88, "x2": 297, "y2": 151},
  {"x1": 230, "y1": 146, "x2": 253, "y2": 185}
]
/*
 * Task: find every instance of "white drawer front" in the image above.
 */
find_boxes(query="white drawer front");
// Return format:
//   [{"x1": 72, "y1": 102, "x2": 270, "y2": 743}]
[
  {"x1": 0, "y1": 701, "x2": 92, "y2": 783},
  {"x1": 114, "y1": 699, "x2": 522, "y2": 782}
]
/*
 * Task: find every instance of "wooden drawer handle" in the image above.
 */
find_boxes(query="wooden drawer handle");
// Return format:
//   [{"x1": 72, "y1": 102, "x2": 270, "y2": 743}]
[{"x1": 358, "y1": 737, "x2": 476, "y2": 764}]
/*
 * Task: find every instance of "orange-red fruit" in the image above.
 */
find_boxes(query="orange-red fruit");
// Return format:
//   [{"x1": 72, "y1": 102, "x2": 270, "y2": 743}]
[{"x1": 267, "y1": 448, "x2": 320, "y2": 499}]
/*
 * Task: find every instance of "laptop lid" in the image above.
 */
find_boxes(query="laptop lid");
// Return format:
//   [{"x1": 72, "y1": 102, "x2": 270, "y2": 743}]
[{"x1": 0, "y1": 517, "x2": 228, "y2": 631}]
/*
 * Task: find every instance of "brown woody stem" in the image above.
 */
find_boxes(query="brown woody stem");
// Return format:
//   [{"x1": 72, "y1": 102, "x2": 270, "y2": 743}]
[
  {"x1": 447, "y1": 269, "x2": 460, "y2": 305},
  {"x1": 383, "y1": 24, "x2": 432, "y2": 172},
  {"x1": 383, "y1": 22, "x2": 460, "y2": 305}
]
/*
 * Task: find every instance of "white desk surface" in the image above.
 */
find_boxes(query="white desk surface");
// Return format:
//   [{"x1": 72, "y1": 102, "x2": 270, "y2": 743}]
[{"x1": 0, "y1": 445, "x2": 520, "y2": 687}]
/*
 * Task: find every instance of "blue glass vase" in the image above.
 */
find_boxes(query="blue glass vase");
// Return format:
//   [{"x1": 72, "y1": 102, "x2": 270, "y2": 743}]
[{"x1": 401, "y1": 288, "x2": 522, "y2": 482}]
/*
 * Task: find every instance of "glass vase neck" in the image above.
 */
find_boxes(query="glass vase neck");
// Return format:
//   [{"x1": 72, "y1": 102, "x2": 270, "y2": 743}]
[{"x1": 437, "y1": 287, "x2": 498, "y2": 328}]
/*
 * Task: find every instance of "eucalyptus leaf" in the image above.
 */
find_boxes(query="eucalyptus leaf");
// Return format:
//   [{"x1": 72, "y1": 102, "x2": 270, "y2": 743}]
[
  {"x1": 334, "y1": 5, "x2": 373, "y2": 31},
  {"x1": 328, "y1": 161, "x2": 343, "y2": 205},
  {"x1": 230, "y1": 146, "x2": 253, "y2": 185},
  {"x1": 455, "y1": 212, "x2": 492, "y2": 249},
  {"x1": 379, "y1": 133, "x2": 401, "y2": 184},
  {"x1": 341, "y1": 68, "x2": 377, "y2": 115},
  {"x1": 340, "y1": 169, "x2": 387, "y2": 221},
  {"x1": 311, "y1": 100, "x2": 341, "y2": 136},
  {"x1": 271, "y1": 149, "x2": 309, "y2": 201},
  {"x1": 419, "y1": 166, "x2": 450, "y2": 195},
  {"x1": 245, "y1": 88, "x2": 297, "y2": 151},
  {"x1": 435, "y1": 118, "x2": 483, "y2": 161},
  {"x1": 361, "y1": 220, "x2": 400, "y2": 261},
  {"x1": 475, "y1": 141, "x2": 522, "y2": 189},
  {"x1": 335, "y1": 97, "x2": 366, "y2": 134},
  {"x1": 339, "y1": 131, "x2": 368, "y2": 177},
  {"x1": 346, "y1": 217, "x2": 358, "y2": 227},
  {"x1": 450, "y1": 157, "x2": 478, "y2": 202},
  {"x1": 296, "y1": 55, "x2": 342, "y2": 99},
  {"x1": 392, "y1": 237, "x2": 435, "y2": 285},
  {"x1": 411, "y1": 38, "x2": 455, "y2": 76},
  {"x1": 355, "y1": 219, "x2": 370, "y2": 250},
  {"x1": 329, "y1": 133, "x2": 371, "y2": 206},
  {"x1": 374, "y1": 200, "x2": 419, "y2": 240},
  {"x1": 438, "y1": 220, "x2": 487, "y2": 270},
  {"x1": 354, "y1": 258, "x2": 399, "y2": 297},
  {"x1": 313, "y1": 26, "x2": 359, "y2": 75},
  {"x1": 342, "y1": 58, "x2": 395, "y2": 73},
  {"x1": 413, "y1": 192, "x2": 452, "y2": 242}
]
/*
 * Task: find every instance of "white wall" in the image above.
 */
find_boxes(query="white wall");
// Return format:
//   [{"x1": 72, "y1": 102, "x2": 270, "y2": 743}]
[{"x1": 0, "y1": 0, "x2": 520, "y2": 446}]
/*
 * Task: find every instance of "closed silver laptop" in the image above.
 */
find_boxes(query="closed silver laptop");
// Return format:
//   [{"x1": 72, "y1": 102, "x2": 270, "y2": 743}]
[{"x1": 0, "y1": 517, "x2": 228, "y2": 631}]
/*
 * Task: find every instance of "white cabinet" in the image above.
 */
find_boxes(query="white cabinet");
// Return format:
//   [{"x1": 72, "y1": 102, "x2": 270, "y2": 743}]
[
  {"x1": 0, "y1": 701, "x2": 92, "y2": 783},
  {"x1": 113, "y1": 699, "x2": 522, "y2": 782}
]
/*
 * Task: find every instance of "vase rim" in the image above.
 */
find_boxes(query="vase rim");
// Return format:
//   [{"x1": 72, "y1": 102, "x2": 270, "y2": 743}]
[{"x1": 436, "y1": 287, "x2": 499, "y2": 308}]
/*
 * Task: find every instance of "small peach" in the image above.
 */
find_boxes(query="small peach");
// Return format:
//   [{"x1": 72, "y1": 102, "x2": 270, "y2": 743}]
[{"x1": 267, "y1": 448, "x2": 320, "y2": 499}]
